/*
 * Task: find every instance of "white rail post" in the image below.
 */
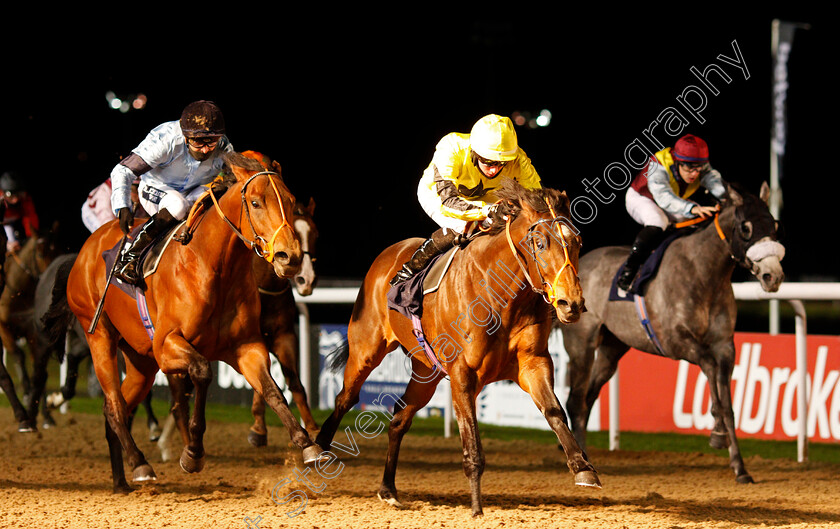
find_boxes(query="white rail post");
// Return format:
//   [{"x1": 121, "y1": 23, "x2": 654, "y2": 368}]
[
  {"x1": 789, "y1": 300, "x2": 809, "y2": 462},
  {"x1": 296, "y1": 302, "x2": 312, "y2": 409},
  {"x1": 444, "y1": 382, "x2": 453, "y2": 438},
  {"x1": 609, "y1": 367, "x2": 620, "y2": 451}
]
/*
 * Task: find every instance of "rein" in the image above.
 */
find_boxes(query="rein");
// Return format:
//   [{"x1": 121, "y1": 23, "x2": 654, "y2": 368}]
[
  {"x1": 10, "y1": 249, "x2": 37, "y2": 278},
  {"x1": 207, "y1": 171, "x2": 293, "y2": 262},
  {"x1": 676, "y1": 212, "x2": 760, "y2": 267},
  {"x1": 503, "y1": 198, "x2": 577, "y2": 308},
  {"x1": 258, "y1": 280, "x2": 291, "y2": 296},
  {"x1": 674, "y1": 213, "x2": 726, "y2": 241}
]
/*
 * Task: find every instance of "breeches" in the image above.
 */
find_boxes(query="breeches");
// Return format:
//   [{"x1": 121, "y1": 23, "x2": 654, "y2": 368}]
[
  {"x1": 625, "y1": 187, "x2": 689, "y2": 229},
  {"x1": 138, "y1": 181, "x2": 208, "y2": 220}
]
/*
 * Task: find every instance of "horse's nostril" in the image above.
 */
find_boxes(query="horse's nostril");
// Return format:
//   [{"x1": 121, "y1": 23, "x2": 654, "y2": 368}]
[
  {"x1": 762, "y1": 273, "x2": 773, "y2": 283},
  {"x1": 295, "y1": 276, "x2": 305, "y2": 285},
  {"x1": 275, "y1": 251, "x2": 289, "y2": 263},
  {"x1": 556, "y1": 299, "x2": 569, "y2": 307}
]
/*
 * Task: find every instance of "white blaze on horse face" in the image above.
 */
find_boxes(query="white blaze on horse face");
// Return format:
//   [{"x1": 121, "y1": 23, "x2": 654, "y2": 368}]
[
  {"x1": 293, "y1": 218, "x2": 316, "y2": 295},
  {"x1": 747, "y1": 237, "x2": 785, "y2": 293}
]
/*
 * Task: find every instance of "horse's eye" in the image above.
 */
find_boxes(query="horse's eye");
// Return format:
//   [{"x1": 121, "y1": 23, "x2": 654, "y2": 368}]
[
  {"x1": 250, "y1": 200, "x2": 261, "y2": 208},
  {"x1": 740, "y1": 221, "x2": 752, "y2": 240}
]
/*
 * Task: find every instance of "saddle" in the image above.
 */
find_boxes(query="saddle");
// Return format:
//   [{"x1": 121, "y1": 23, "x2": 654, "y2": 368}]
[
  {"x1": 387, "y1": 240, "x2": 467, "y2": 318},
  {"x1": 609, "y1": 228, "x2": 690, "y2": 302},
  {"x1": 103, "y1": 221, "x2": 186, "y2": 299}
]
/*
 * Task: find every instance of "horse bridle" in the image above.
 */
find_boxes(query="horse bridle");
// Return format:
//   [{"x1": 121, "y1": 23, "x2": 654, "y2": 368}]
[
  {"x1": 504, "y1": 199, "x2": 578, "y2": 308},
  {"x1": 677, "y1": 208, "x2": 774, "y2": 270},
  {"x1": 209, "y1": 170, "x2": 294, "y2": 262}
]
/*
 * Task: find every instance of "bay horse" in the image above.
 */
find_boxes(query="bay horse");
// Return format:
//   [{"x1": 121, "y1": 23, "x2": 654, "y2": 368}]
[
  {"x1": 153, "y1": 151, "x2": 321, "y2": 457},
  {"x1": 28, "y1": 252, "x2": 161, "y2": 439},
  {"x1": 563, "y1": 182, "x2": 784, "y2": 484},
  {"x1": 157, "y1": 198, "x2": 321, "y2": 456},
  {"x1": 0, "y1": 223, "x2": 60, "y2": 432},
  {"x1": 317, "y1": 179, "x2": 600, "y2": 517},
  {"x1": 248, "y1": 196, "x2": 320, "y2": 446},
  {"x1": 42, "y1": 151, "x2": 325, "y2": 492}
]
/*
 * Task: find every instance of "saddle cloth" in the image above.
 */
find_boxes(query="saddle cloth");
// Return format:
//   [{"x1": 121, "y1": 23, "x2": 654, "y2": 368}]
[
  {"x1": 386, "y1": 244, "x2": 462, "y2": 378},
  {"x1": 608, "y1": 228, "x2": 690, "y2": 302},
  {"x1": 102, "y1": 221, "x2": 186, "y2": 299},
  {"x1": 386, "y1": 245, "x2": 460, "y2": 320}
]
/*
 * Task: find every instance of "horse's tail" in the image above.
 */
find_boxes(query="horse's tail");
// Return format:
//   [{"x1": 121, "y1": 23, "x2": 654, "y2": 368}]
[
  {"x1": 325, "y1": 339, "x2": 350, "y2": 373},
  {"x1": 41, "y1": 255, "x2": 77, "y2": 363}
]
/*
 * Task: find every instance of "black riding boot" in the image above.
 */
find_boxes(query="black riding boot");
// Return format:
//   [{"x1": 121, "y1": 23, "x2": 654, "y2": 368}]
[
  {"x1": 389, "y1": 228, "x2": 464, "y2": 287},
  {"x1": 114, "y1": 209, "x2": 179, "y2": 285},
  {"x1": 616, "y1": 225, "x2": 664, "y2": 293}
]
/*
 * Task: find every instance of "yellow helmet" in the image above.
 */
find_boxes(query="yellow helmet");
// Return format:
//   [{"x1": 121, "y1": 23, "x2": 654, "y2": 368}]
[{"x1": 469, "y1": 114, "x2": 519, "y2": 162}]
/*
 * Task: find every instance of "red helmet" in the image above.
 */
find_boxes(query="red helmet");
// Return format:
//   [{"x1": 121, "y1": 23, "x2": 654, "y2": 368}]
[{"x1": 672, "y1": 134, "x2": 709, "y2": 163}]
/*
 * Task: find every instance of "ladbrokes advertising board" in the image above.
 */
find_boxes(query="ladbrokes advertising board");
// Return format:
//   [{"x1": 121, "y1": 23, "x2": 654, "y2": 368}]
[{"x1": 596, "y1": 332, "x2": 840, "y2": 442}]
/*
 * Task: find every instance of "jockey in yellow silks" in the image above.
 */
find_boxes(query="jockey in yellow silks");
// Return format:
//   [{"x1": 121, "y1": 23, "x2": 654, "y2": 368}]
[
  {"x1": 390, "y1": 114, "x2": 542, "y2": 286},
  {"x1": 617, "y1": 133, "x2": 727, "y2": 293}
]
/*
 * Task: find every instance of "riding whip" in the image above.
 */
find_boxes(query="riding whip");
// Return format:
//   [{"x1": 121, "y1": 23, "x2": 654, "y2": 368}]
[{"x1": 88, "y1": 203, "x2": 138, "y2": 334}]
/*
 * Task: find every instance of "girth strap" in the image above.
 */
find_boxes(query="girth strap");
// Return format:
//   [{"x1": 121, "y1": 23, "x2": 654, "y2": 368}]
[
  {"x1": 410, "y1": 315, "x2": 449, "y2": 378},
  {"x1": 633, "y1": 294, "x2": 666, "y2": 356}
]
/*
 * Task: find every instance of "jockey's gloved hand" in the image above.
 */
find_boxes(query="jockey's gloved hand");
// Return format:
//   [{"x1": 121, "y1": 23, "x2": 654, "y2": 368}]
[
  {"x1": 691, "y1": 204, "x2": 718, "y2": 219},
  {"x1": 480, "y1": 203, "x2": 498, "y2": 217},
  {"x1": 118, "y1": 207, "x2": 134, "y2": 235}
]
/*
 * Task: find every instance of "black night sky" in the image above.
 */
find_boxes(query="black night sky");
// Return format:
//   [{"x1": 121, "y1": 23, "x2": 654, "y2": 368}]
[{"x1": 1, "y1": 11, "x2": 832, "y2": 286}]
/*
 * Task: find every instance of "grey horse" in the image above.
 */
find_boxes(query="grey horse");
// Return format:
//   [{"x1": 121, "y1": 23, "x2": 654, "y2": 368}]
[{"x1": 563, "y1": 182, "x2": 784, "y2": 484}]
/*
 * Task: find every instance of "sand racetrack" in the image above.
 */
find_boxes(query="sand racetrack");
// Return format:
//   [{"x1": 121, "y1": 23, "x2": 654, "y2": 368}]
[{"x1": 2, "y1": 407, "x2": 839, "y2": 529}]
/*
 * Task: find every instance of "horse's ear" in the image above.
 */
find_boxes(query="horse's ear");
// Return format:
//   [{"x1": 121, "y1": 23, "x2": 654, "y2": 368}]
[
  {"x1": 226, "y1": 163, "x2": 253, "y2": 183},
  {"x1": 759, "y1": 181, "x2": 770, "y2": 204},
  {"x1": 556, "y1": 190, "x2": 571, "y2": 210},
  {"x1": 726, "y1": 183, "x2": 744, "y2": 206},
  {"x1": 224, "y1": 151, "x2": 266, "y2": 182},
  {"x1": 306, "y1": 197, "x2": 316, "y2": 214},
  {"x1": 271, "y1": 160, "x2": 283, "y2": 175}
]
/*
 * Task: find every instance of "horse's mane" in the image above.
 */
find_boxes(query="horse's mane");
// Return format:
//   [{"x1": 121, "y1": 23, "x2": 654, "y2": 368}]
[
  {"x1": 178, "y1": 151, "x2": 277, "y2": 236},
  {"x1": 483, "y1": 178, "x2": 571, "y2": 235},
  {"x1": 216, "y1": 151, "x2": 271, "y2": 186}
]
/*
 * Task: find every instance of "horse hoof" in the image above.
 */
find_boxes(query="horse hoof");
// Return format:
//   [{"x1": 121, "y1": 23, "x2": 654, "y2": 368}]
[
  {"x1": 132, "y1": 464, "x2": 157, "y2": 482},
  {"x1": 179, "y1": 448, "x2": 206, "y2": 473},
  {"x1": 18, "y1": 421, "x2": 37, "y2": 433},
  {"x1": 574, "y1": 470, "x2": 602, "y2": 489},
  {"x1": 114, "y1": 482, "x2": 134, "y2": 494},
  {"x1": 248, "y1": 430, "x2": 268, "y2": 447},
  {"x1": 709, "y1": 431, "x2": 729, "y2": 450},
  {"x1": 148, "y1": 422, "x2": 162, "y2": 442},
  {"x1": 377, "y1": 491, "x2": 405, "y2": 509},
  {"x1": 736, "y1": 473, "x2": 755, "y2": 484},
  {"x1": 301, "y1": 444, "x2": 329, "y2": 464}
]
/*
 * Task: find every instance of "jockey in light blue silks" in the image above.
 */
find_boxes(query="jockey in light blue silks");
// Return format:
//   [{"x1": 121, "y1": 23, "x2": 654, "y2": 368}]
[{"x1": 110, "y1": 100, "x2": 234, "y2": 285}]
